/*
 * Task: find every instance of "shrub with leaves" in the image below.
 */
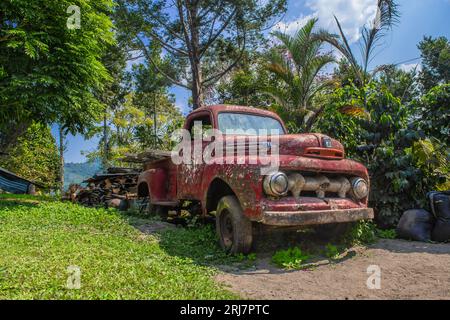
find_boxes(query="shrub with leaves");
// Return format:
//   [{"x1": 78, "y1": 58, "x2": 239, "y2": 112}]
[
  {"x1": 318, "y1": 83, "x2": 445, "y2": 226},
  {"x1": 272, "y1": 247, "x2": 310, "y2": 269},
  {"x1": 0, "y1": 123, "x2": 60, "y2": 189},
  {"x1": 324, "y1": 243, "x2": 340, "y2": 260},
  {"x1": 345, "y1": 221, "x2": 377, "y2": 245},
  {"x1": 414, "y1": 84, "x2": 450, "y2": 146}
]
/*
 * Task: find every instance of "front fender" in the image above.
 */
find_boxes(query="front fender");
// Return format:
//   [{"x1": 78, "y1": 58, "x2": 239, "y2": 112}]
[{"x1": 201, "y1": 164, "x2": 264, "y2": 219}]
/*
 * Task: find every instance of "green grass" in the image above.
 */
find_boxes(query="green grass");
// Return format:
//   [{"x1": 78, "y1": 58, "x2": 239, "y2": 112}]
[
  {"x1": 271, "y1": 247, "x2": 310, "y2": 269},
  {"x1": 324, "y1": 243, "x2": 340, "y2": 260},
  {"x1": 0, "y1": 196, "x2": 237, "y2": 299}
]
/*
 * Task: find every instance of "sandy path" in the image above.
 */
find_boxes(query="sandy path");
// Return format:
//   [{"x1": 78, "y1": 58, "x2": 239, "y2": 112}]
[{"x1": 216, "y1": 239, "x2": 450, "y2": 300}]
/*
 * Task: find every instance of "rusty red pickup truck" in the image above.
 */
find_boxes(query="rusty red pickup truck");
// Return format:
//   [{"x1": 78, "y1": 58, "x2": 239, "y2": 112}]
[{"x1": 137, "y1": 105, "x2": 374, "y2": 253}]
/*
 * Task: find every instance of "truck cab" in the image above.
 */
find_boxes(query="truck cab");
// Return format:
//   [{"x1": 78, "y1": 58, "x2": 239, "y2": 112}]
[{"x1": 137, "y1": 105, "x2": 374, "y2": 253}]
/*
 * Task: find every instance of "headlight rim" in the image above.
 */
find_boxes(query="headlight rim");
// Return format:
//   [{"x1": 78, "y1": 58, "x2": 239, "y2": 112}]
[
  {"x1": 264, "y1": 172, "x2": 289, "y2": 197},
  {"x1": 351, "y1": 177, "x2": 369, "y2": 199}
]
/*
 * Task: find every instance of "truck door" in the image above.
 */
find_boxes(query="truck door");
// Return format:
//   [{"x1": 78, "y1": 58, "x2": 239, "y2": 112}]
[{"x1": 177, "y1": 111, "x2": 213, "y2": 199}]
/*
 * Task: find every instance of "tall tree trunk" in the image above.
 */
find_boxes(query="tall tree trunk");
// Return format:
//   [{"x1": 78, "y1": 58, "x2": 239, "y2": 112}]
[
  {"x1": 153, "y1": 92, "x2": 157, "y2": 148},
  {"x1": 58, "y1": 126, "x2": 65, "y2": 196},
  {"x1": 188, "y1": 1, "x2": 203, "y2": 109},
  {"x1": 102, "y1": 111, "x2": 109, "y2": 169},
  {"x1": 0, "y1": 121, "x2": 30, "y2": 154}
]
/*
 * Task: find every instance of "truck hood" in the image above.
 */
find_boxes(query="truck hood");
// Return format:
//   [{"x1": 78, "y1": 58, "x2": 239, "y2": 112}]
[
  {"x1": 277, "y1": 134, "x2": 345, "y2": 159},
  {"x1": 220, "y1": 133, "x2": 345, "y2": 160}
]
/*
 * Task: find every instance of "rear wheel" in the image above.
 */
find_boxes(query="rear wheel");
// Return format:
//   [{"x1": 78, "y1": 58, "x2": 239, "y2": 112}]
[{"x1": 216, "y1": 196, "x2": 253, "y2": 254}]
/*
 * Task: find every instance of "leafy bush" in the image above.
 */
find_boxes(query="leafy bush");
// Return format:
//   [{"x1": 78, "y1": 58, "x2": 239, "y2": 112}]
[
  {"x1": 324, "y1": 243, "x2": 340, "y2": 260},
  {"x1": 414, "y1": 84, "x2": 450, "y2": 146},
  {"x1": 272, "y1": 247, "x2": 310, "y2": 269},
  {"x1": 0, "y1": 123, "x2": 60, "y2": 189},
  {"x1": 345, "y1": 221, "x2": 377, "y2": 245},
  {"x1": 376, "y1": 228, "x2": 397, "y2": 239},
  {"x1": 318, "y1": 83, "x2": 449, "y2": 227}
]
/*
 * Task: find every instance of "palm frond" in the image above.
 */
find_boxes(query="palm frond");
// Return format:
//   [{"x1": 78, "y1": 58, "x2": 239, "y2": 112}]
[
  {"x1": 339, "y1": 105, "x2": 371, "y2": 120},
  {"x1": 360, "y1": 0, "x2": 400, "y2": 74}
]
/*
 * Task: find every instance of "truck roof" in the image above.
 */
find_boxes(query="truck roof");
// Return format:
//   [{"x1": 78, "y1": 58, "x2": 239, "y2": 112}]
[{"x1": 192, "y1": 104, "x2": 283, "y2": 120}]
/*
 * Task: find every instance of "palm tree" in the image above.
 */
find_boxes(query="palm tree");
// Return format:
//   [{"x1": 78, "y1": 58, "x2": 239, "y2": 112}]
[
  {"x1": 316, "y1": 0, "x2": 400, "y2": 89},
  {"x1": 265, "y1": 18, "x2": 335, "y2": 132}
]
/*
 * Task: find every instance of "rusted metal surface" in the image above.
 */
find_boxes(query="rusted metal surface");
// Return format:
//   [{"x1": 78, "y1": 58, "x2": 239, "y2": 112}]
[
  {"x1": 260, "y1": 208, "x2": 374, "y2": 226},
  {"x1": 66, "y1": 167, "x2": 140, "y2": 209},
  {"x1": 121, "y1": 150, "x2": 171, "y2": 164},
  {"x1": 135, "y1": 105, "x2": 373, "y2": 224}
]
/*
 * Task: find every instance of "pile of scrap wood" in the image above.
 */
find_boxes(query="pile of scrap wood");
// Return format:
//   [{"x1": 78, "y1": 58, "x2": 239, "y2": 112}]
[
  {"x1": 120, "y1": 149, "x2": 171, "y2": 164},
  {"x1": 66, "y1": 167, "x2": 141, "y2": 209}
]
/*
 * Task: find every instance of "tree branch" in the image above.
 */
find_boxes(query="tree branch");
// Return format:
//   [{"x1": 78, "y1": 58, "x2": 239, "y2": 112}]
[
  {"x1": 146, "y1": 10, "x2": 185, "y2": 42},
  {"x1": 176, "y1": 0, "x2": 193, "y2": 57},
  {"x1": 147, "y1": 30, "x2": 188, "y2": 56},
  {"x1": 137, "y1": 36, "x2": 191, "y2": 90},
  {"x1": 202, "y1": 31, "x2": 246, "y2": 85},
  {"x1": 200, "y1": 8, "x2": 237, "y2": 57}
]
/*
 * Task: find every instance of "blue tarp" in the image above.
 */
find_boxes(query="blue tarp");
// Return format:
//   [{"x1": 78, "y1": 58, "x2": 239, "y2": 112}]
[{"x1": 0, "y1": 167, "x2": 32, "y2": 194}]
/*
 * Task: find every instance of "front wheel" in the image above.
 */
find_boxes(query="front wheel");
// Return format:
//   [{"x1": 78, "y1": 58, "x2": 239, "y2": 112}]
[{"x1": 216, "y1": 196, "x2": 253, "y2": 254}]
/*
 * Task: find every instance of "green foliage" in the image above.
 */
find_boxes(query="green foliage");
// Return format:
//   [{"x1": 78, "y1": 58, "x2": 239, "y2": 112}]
[
  {"x1": 418, "y1": 36, "x2": 450, "y2": 91},
  {"x1": 377, "y1": 64, "x2": 420, "y2": 103},
  {"x1": 345, "y1": 221, "x2": 377, "y2": 245},
  {"x1": 414, "y1": 84, "x2": 450, "y2": 146},
  {"x1": 216, "y1": 61, "x2": 277, "y2": 108},
  {"x1": 376, "y1": 228, "x2": 397, "y2": 239},
  {"x1": 0, "y1": 0, "x2": 114, "y2": 149},
  {"x1": 0, "y1": 123, "x2": 59, "y2": 189},
  {"x1": 411, "y1": 138, "x2": 450, "y2": 191},
  {"x1": 272, "y1": 247, "x2": 310, "y2": 269},
  {"x1": 324, "y1": 243, "x2": 340, "y2": 260},
  {"x1": 265, "y1": 18, "x2": 334, "y2": 132},
  {"x1": 84, "y1": 92, "x2": 184, "y2": 166},
  {"x1": 318, "y1": 82, "x2": 448, "y2": 227},
  {"x1": 116, "y1": 0, "x2": 287, "y2": 108},
  {"x1": 0, "y1": 198, "x2": 236, "y2": 299}
]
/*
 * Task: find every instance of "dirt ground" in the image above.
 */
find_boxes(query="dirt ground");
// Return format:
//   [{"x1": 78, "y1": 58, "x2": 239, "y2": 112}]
[
  {"x1": 216, "y1": 239, "x2": 450, "y2": 300},
  {"x1": 130, "y1": 218, "x2": 450, "y2": 300}
]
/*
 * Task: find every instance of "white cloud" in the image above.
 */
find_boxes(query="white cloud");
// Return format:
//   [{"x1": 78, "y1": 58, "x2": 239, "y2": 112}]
[
  {"x1": 307, "y1": 0, "x2": 378, "y2": 43},
  {"x1": 272, "y1": 13, "x2": 316, "y2": 35},
  {"x1": 272, "y1": 0, "x2": 380, "y2": 44}
]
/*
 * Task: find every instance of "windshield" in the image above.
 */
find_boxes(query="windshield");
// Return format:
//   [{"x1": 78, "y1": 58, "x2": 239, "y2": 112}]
[{"x1": 218, "y1": 112, "x2": 285, "y2": 135}]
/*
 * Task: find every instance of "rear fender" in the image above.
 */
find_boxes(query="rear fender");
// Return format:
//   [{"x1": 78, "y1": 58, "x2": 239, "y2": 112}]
[{"x1": 137, "y1": 168, "x2": 168, "y2": 201}]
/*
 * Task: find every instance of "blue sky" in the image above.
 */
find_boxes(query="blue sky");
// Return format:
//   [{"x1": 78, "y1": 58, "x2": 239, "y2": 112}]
[{"x1": 54, "y1": 0, "x2": 450, "y2": 163}]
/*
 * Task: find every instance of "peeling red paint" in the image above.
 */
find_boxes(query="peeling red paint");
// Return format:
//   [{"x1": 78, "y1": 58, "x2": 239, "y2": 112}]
[{"x1": 137, "y1": 105, "x2": 373, "y2": 224}]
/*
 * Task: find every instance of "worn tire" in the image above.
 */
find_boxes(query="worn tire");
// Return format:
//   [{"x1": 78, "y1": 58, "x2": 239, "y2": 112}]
[{"x1": 216, "y1": 196, "x2": 253, "y2": 254}]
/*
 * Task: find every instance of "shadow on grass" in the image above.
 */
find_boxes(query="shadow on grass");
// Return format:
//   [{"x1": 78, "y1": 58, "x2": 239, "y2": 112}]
[
  {"x1": 124, "y1": 212, "x2": 360, "y2": 273},
  {"x1": 0, "y1": 199, "x2": 42, "y2": 210}
]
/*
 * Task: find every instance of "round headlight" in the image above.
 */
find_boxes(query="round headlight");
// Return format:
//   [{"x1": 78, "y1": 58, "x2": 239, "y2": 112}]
[
  {"x1": 351, "y1": 178, "x2": 369, "y2": 199},
  {"x1": 264, "y1": 172, "x2": 289, "y2": 196}
]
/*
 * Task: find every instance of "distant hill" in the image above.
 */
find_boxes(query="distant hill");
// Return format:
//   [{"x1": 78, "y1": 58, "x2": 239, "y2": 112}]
[{"x1": 64, "y1": 160, "x2": 101, "y2": 189}]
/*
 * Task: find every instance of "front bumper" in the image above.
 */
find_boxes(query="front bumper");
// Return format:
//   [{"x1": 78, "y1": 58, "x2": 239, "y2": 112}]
[{"x1": 259, "y1": 207, "x2": 374, "y2": 226}]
